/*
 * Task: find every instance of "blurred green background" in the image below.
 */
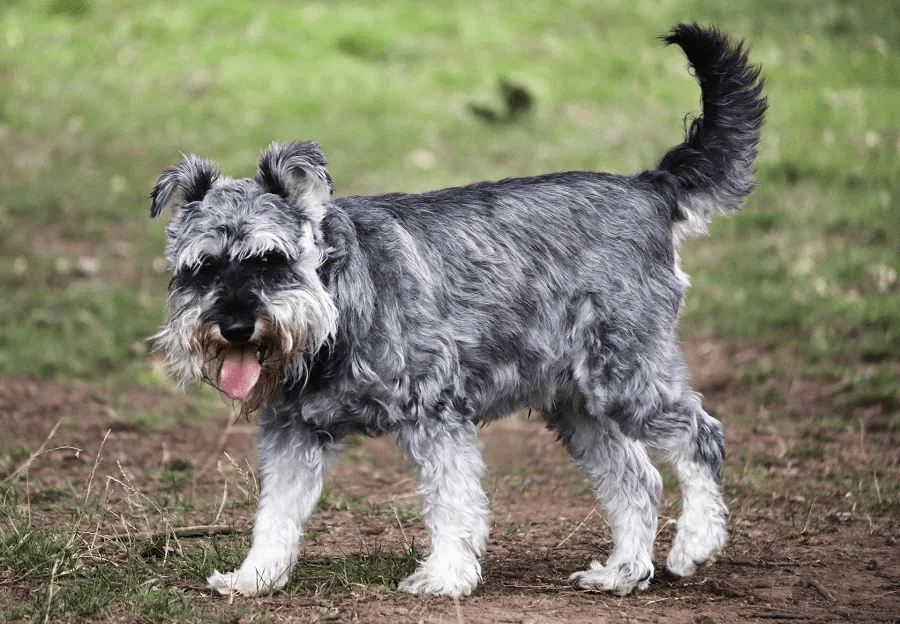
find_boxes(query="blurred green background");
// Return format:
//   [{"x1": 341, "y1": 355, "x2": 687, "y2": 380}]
[{"x1": 1, "y1": 0, "x2": 897, "y2": 425}]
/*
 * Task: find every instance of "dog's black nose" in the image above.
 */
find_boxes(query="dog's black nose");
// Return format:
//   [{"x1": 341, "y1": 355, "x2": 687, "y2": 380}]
[{"x1": 219, "y1": 318, "x2": 256, "y2": 343}]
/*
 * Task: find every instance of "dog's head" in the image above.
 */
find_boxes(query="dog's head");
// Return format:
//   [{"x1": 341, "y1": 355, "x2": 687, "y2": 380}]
[{"x1": 150, "y1": 141, "x2": 338, "y2": 413}]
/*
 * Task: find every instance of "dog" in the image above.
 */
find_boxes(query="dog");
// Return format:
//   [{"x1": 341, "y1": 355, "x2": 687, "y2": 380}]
[{"x1": 149, "y1": 23, "x2": 765, "y2": 597}]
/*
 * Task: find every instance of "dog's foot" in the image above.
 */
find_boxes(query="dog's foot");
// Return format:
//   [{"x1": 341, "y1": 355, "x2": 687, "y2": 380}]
[
  {"x1": 398, "y1": 553, "x2": 481, "y2": 596},
  {"x1": 666, "y1": 496, "x2": 728, "y2": 577},
  {"x1": 568, "y1": 560, "x2": 654, "y2": 595},
  {"x1": 207, "y1": 551, "x2": 292, "y2": 596},
  {"x1": 208, "y1": 570, "x2": 261, "y2": 596},
  {"x1": 207, "y1": 568, "x2": 289, "y2": 596}
]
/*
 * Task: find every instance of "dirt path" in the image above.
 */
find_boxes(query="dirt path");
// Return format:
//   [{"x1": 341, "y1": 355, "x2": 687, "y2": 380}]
[{"x1": 2, "y1": 341, "x2": 898, "y2": 622}]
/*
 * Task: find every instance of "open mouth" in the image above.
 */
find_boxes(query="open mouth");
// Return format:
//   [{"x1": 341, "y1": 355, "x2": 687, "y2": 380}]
[{"x1": 219, "y1": 345, "x2": 262, "y2": 400}]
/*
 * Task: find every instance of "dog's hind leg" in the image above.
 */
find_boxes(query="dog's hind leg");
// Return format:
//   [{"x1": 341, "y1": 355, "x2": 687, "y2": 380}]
[
  {"x1": 594, "y1": 363, "x2": 728, "y2": 579},
  {"x1": 575, "y1": 320, "x2": 728, "y2": 580},
  {"x1": 645, "y1": 390, "x2": 728, "y2": 578},
  {"x1": 396, "y1": 419, "x2": 490, "y2": 596},
  {"x1": 208, "y1": 417, "x2": 338, "y2": 595},
  {"x1": 548, "y1": 395, "x2": 662, "y2": 595}
]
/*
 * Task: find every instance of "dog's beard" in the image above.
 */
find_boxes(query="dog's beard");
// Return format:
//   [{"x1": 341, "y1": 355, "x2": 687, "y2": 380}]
[
  {"x1": 192, "y1": 317, "x2": 297, "y2": 417},
  {"x1": 156, "y1": 280, "x2": 337, "y2": 416},
  {"x1": 198, "y1": 295, "x2": 335, "y2": 416}
]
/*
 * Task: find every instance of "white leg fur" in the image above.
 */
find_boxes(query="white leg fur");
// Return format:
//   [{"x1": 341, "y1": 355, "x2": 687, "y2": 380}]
[
  {"x1": 560, "y1": 413, "x2": 661, "y2": 595},
  {"x1": 396, "y1": 421, "x2": 490, "y2": 596},
  {"x1": 666, "y1": 452, "x2": 728, "y2": 577},
  {"x1": 208, "y1": 425, "x2": 334, "y2": 595}
]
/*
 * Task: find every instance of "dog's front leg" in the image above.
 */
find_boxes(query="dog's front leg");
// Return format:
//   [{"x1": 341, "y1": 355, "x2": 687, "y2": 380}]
[
  {"x1": 396, "y1": 419, "x2": 490, "y2": 596},
  {"x1": 208, "y1": 421, "x2": 337, "y2": 596}
]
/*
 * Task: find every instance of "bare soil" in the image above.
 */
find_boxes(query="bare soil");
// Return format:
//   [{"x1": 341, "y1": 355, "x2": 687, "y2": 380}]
[{"x1": 2, "y1": 340, "x2": 898, "y2": 623}]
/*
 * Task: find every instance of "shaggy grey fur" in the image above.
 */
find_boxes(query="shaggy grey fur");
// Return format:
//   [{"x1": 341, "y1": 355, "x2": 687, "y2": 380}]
[{"x1": 150, "y1": 24, "x2": 765, "y2": 597}]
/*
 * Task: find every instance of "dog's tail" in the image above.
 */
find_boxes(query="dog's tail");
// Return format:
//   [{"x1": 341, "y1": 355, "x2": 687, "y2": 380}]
[{"x1": 657, "y1": 23, "x2": 766, "y2": 234}]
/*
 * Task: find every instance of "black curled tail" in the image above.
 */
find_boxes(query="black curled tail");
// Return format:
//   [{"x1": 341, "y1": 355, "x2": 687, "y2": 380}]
[{"x1": 657, "y1": 24, "x2": 767, "y2": 231}]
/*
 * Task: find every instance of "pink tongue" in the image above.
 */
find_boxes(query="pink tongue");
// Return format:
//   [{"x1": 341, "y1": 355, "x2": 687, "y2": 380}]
[{"x1": 219, "y1": 347, "x2": 261, "y2": 400}]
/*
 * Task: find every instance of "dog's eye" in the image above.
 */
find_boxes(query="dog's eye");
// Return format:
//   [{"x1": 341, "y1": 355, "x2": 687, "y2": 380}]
[
  {"x1": 194, "y1": 256, "x2": 215, "y2": 275},
  {"x1": 257, "y1": 250, "x2": 288, "y2": 266}
]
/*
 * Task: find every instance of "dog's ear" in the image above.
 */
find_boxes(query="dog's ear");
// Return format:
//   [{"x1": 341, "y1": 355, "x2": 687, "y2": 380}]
[
  {"x1": 150, "y1": 155, "x2": 219, "y2": 218},
  {"x1": 257, "y1": 141, "x2": 334, "y2": 223}
]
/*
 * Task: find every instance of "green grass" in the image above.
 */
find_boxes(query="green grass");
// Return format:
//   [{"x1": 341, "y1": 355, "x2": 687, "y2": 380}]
[
  {"x1": 2, "y1": 0, "x2": 897, "y2": 398},
  {"x1": 676, "y1": 3, "x2": 900, "y2": 378},
  {"x1": 285, "y1": 549, "x2": 420, "y2": 598},
  {"x1": 0, "y1": 523, "x2": 214, "y2": 621},
  {"x1": 0, "y1": 470, "x2": 420, "y2": 622}
]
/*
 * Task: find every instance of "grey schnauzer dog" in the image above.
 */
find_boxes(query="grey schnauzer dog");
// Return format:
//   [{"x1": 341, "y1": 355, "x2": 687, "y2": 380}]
[{"x1": 150, "y1": 24, "x2": 765, "y2": 597}]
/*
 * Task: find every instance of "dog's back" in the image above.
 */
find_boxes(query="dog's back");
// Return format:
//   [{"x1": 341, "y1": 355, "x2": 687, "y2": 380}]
[{"x1": 325, "y1": 170, "x2": 680, "y2": 420}]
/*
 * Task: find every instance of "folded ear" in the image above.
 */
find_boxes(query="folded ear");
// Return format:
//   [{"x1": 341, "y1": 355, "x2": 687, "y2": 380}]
[
  {"x1": 256, "y1": 141, "x2": 334, "y2": 223},
  {"x1": 150, "y1": 155, "x2": 219, "y2": 218}
]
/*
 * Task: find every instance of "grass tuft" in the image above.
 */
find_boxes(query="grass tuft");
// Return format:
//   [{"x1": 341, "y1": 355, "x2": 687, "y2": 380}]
[{"x1": 286, "y1": 548, "x2": 421, "y2": 597}]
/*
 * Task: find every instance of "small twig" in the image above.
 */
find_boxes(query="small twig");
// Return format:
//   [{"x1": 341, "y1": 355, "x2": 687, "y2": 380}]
[
  {"x1": 554, "y1": 508, "x2": 596, "y2": 549},
  {"x1": 81, "y1": 553, "x2": 120, "y2": 567},
  {"x1": 1, "y1": 513, "x2": 20, "y2": 537},
  {"x1": 89, "y1": 476, "x2": 115, "y2": 551},
  {"x1": 219, "y1": 453, "x2": 250, "y2": 500},
  {"x1": 766, "y1": 559, "x2": 820, "y2": 567},
  {"x1": 107, "y1": 466, "x2": 187, "y2": 555},
  {"x1": 132, "y1": 524, "x2": 234, "y2": 541},
  {"x1": 807, "y1": 578, "x2": 835, "y2": 602},
  {"x1": 644, "y1": 597, "x2": 679, "y2": 605},
  {"x1": 112, "y1": 463, "x2": 153, "y2": 537},
  {"x1": 107, "y1": 496, "x2": 139, "y2": 544},
  {"x1": 244, "y1": 457, "x2": 260, "y2": 498},
  {"x1": 24, "y1": 474, "x2": 31, "y2": 526},
  {"x1": 219, "y1": 452, "x2": 260, "y2": 501},
  {"x1": 797, "y1": 498, "x2": 818, "y2": 535}
]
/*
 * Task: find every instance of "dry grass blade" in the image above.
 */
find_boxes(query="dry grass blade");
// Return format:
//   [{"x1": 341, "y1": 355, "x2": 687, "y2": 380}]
[
  {"x1": 554, "y1": 508, "x2": 596, "y2": 549},
  {"x1": 3, "y1": 421, "x2": 82, "y2": 484},
  {"x1": 390, "y1": 504, "x2": 410, "y2": 551}
]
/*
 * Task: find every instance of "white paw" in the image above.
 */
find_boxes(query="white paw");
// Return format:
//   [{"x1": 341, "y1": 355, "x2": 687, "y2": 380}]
[
  {"x1": 568, "y1": 560, "x2": 654, "y2": 596},
  {"x1": 398, "y1": 556, "x2": 481, "y2": 596},
  {"x1": 207, "y1": 558, "x2": 291, "y2": 596},
  {"x1": 208, "y1": 570, "x2": 258, "y2": 596},
  {"x1": 666, "y1": 499, "x2": 728, "y2": 577}
]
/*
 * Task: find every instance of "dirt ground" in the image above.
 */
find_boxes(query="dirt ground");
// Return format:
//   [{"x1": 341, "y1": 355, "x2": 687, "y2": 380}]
[{"x1": 2, "y1": 339, "x2": 898, "y2": 623}]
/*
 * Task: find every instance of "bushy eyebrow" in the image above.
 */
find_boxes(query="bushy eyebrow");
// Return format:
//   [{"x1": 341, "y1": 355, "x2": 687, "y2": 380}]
[{"x1": 228, "y1": 232, "x2": 294, "y2": 263}]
